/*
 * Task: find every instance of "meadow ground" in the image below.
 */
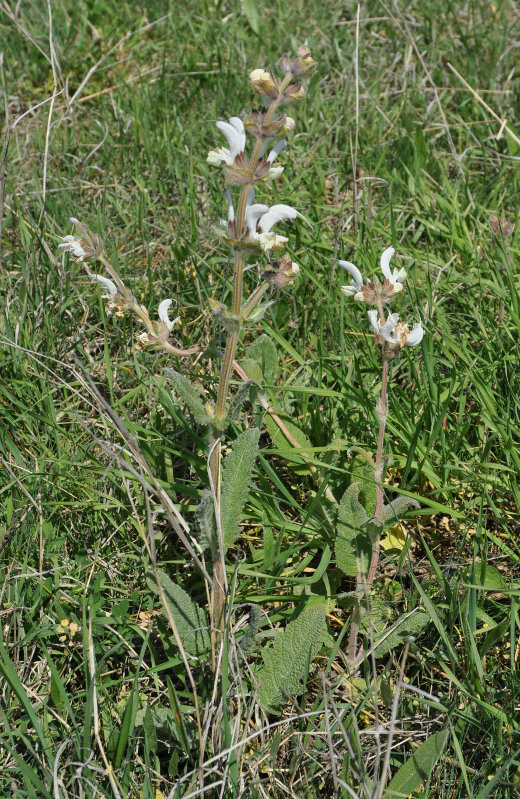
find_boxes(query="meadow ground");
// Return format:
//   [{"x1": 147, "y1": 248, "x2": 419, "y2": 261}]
[{"x1": 1, "y1": 1, "x2": 520, "y2": 797}]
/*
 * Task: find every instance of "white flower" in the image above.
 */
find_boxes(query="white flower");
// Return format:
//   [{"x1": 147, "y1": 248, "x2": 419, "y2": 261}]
[
  {"x1": 339, "y1": 260, "x2": 365, "y2": 301},
  {"x1": 380, "y1": 246, "x2": 407, "y2": 292},
  {"x1": 368, "y1": 310, "x2": 424, "y2": 349},
  {"x1": 158, "y1": 299, "x2": 177, "y2": 331},
  {"x1": 91, "y1": 274, "x2": 118, "y2": 298},
  {"x1": 254, "y1": 203, "x2": 300, "y2": 252},
  {"x1": 207, "y1": 116, "x2": 245, "y2": 166},
  {"x1": 245, "y1": 202, "x2": 270, "y2": 239},
  {"x1": 59, "y1": 235, "x2": 86, "y2": 261}
]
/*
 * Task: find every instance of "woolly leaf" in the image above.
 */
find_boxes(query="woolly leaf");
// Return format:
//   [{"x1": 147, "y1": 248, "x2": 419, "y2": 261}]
[
  {"x1": 246, "y1": 334, "x2": 280, "y2": 383},
  {"x1": 240, "y1": 604, "x2": 261, "y2": 657},
  {"x1": 364, "y1": 496, "x2": 421, "y2": 541},
  {"x1": 350, "y1": 453, "x2": 377, "y2": 517},
  {"x1": 164, "y1": 369, "x2": 212, "y2": 426},
  {"x1": 241, "y1": 358, "x2": 264, "y2": 385},
  {"x1": 229, "y1": 379, "x2": 254, "y2": 420},
  {"x1": 385, "y1": 728, "x2": 449, "y2": 797},
  {"x1": 335, "y1": 483, "x2": 371, "y2": 577},
  {"x1": 148, "y1": 570, "x2": 210, "y2": 657},
  {"x1": 362, "y1": 607, "x2": 429, "y2": 658},
  {"x1": 380, "y1": 496, "x2": 420, "y2": 526},
  {"x1": 258, "y1": 599, "x2": 328, "y2": 714},
  {"x1": 221, "y1": 428, "x2": 260, "y2": 550},
  {"x1": 264, "y1": 412, "x2": 314, "y2": 474}
]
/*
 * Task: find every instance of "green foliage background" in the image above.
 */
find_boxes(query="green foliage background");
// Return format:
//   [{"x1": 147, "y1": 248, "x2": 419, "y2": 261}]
[{"x1": 1, "y1": 0, "x2": 520, "y2": 796}]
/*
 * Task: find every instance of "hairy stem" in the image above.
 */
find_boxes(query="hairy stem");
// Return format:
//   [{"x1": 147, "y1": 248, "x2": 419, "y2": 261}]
[
  {"x1": 208, "y1": 81, "x2": 295, "y2": 665},
  {"x1": 348, "y1": 305, "x2": 390, "y2": 666}
]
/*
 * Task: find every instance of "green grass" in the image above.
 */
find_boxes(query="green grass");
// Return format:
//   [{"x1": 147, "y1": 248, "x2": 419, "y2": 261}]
[{"x1": 2, "y1": 0, "x2": 520, "y2": 796}]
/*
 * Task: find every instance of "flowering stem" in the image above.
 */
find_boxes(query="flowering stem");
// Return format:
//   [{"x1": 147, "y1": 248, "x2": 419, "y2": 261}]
[{"x1": 347, "y1": 336, "x2": 390, "y2": 666}]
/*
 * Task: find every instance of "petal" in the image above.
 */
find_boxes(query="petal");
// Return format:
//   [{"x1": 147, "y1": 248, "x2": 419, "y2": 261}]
[
  {"x1": 268, "y1": 165, "x2": 284, "y2": 179},
  {"x1": 341, "y1": 285, "x2": 358, "y2": 297},
  {"x1": 380, "y1": 247, "x2": 395, "y2": 281},
  {"x1": 91, "y1": 274, "x2": 117, "y2": 297},
  {"x1": 158, "y1": 298, "x2": 173, "y2": 328},
  {"x1": 378, "y1": 313, "x2": 400, "y2": 344},
  {"x1": 367, "y1": 309, "x2": 380, "y2": 333},
  {"x1": 405, "y1": 322, "x2": 424, "y2": 347},
  {"x1": 267, "y1": 138, "x2": 287, "y2": 164},
  {"x1": 257, "y1": 204, "x2": 299, "y2": 233},
  {"x1": 224, "y1": 189, "x2": 234, "y2": 223},
  {"x1": 245, "y1": 203, "x2": 269, "y2": 237},
  {"x1": 338, "y1": 260, "x2": 364, "y2": 291},
  {"x1": 216, "y1": 117, "x2": 245, "y2": 161},
  {"x1": 207, "y1": 147, "x2": 231, "y2": 166}
]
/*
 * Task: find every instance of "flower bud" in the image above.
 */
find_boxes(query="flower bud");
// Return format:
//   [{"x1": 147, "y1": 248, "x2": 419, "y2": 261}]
[
  {"x1": 282, "y1": 116, "x2": 296, "y2": 134},
  {"x1": 277, "y1": 54, "x2": 293, "y2": 74},
  {"x1": 263, "y1": 253, "x2": 300, "y2": 288},
  {"x1": 292, "y1": 45, "x2": 316, "y2": 76},
  {"x1": 249, "y1": 68, "x2": 279, "y2": 98},
  {"x1": 282, "y1": 82, "x2": 305, "y2": 103},
  {"x1": 245, "y1": 110, "x2": 292, "y2": 138}
]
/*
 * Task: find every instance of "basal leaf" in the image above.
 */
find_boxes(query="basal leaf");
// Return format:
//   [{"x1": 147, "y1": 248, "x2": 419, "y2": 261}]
[
  {"x1": 258, "y1": 599, "x2": 328, "y2": 714},
  {"x1": 363, "y1": 608, "x2": 429, "y2": 659},
  {"x1": 385, "y1": 729, "x2": 449, "y2": 797},
  {"x1": 148, "y1": 570, "x2": 211, "y2": 657}
]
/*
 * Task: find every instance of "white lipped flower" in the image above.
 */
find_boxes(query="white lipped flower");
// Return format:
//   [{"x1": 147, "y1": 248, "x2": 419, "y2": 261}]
[
  {"x1": 368, "y1": 310, "x2": 424, "y2": 349},
  {"x1": 207, "y1": 116, "x2": 246, "y2": 166},
  {"x1": 246, "y1": 202, "x2": 300, "y2": 252},
  {"x1": 59, "y1": 235, "x2": 87, "y2": 261},
  {"x1": 380, "y1": 246, "x2": 407, "y2": 292},
  {"x1": 91, "y1": 274, "x2": 117, "y2": 299},
  {"x1": 158, "y1": 298, "x2": 178, "y2": 332},
  {"x1": 339, "y1": 260, "x2": 365, "y2": 301}
]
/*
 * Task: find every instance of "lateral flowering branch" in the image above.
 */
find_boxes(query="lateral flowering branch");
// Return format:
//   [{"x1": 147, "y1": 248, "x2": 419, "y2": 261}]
[
  {"x1": 338, "y1": 245, "x2": 425, "y2": 664},
  {"x1": 58, "y1": 218, "x2": 199, "y2": 357}
]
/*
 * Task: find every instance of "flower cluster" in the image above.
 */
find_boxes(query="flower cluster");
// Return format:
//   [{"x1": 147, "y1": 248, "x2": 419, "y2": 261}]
[
  {"x1": 339, "y1": 246, "x2": 424, "y2": 355},
  {"x1": 59, "y1": 219, "x2": 184, "y2": 353},
  {"x1": 220, "y1": 190, "x2": 302, "y2": 255},
  {"x1": 206, "y1": 48, "x2": 314, "y2": 294}
]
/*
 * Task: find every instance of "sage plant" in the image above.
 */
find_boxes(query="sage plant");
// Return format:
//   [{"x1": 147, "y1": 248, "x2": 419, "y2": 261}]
[
  {"x1": 59, "y1": 47, "x2": 315, "y2": 672},
  {"x1": 339, "y1": 247, "x2": 424, "y2": 664},
  {"x1": 205, "y1": 48, "x2": 315, "y2": 656}
]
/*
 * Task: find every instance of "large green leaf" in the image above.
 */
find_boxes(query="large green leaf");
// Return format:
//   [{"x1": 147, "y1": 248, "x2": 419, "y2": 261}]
[
  {"x1": 164, "y1": 369, "x2": 212, "y2": 425},
  {"x1": 246, "y1": 334, "x2": 280, "y2": 383},
  {"x1": 221, "y1": 427, "x2": 260, "y2": 550},
  {"x1": 258, "y1": 599, "x2": 328, "y2": 714},
  {"x1": 385, "y1": 728, "x2": 449, "y2": 797},
  {"x1": 335, "y1": 483, "x2": 371, "y2": 576},
  {"x1": 148, "y1": 570, "x2": 210, "y2": 657}
]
